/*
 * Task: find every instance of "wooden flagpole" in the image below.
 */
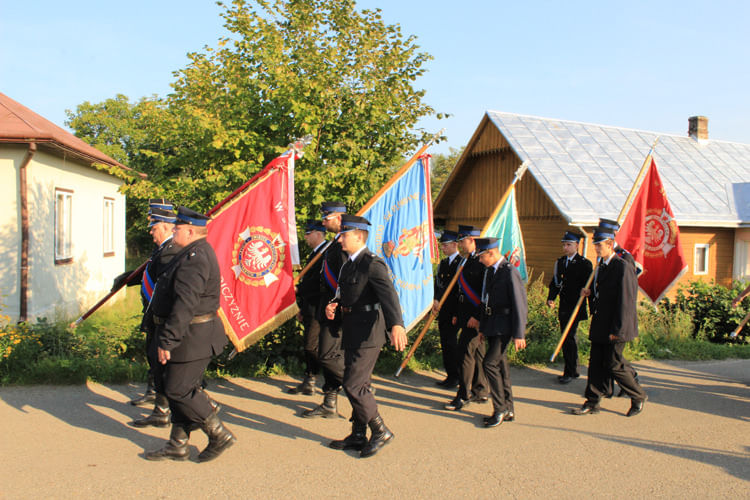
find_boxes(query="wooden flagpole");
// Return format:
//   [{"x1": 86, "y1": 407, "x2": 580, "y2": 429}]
[
  {"x1": 730, "y1": 311, "x2": 750, "y2": 338},
  {"x1": 69, "y1": 261, "x2": 148, "y2": 328},
  {"x1": 550, "y1": 137, "x2": 659, "y2": 362},
  {"x1": 395, "y1": 160, "x2": 530, "y2": 377},
  {"x1": 293, "y1": 130, "x2": 444, "y2": 286}
]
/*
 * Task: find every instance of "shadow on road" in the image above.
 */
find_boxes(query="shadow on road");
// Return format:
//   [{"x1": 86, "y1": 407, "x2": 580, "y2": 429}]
[
  {"x1": 525, "y1": 422, "x2": 750, "y2": 482},
  {"x1": 0, "y1": 384, "x2": 157, "y2": 449}
]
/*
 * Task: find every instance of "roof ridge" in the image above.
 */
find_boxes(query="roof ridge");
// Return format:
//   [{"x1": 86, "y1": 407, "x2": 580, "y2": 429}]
[{"x1": 485, "y1": 109, "x2": 748, "y2": 146}]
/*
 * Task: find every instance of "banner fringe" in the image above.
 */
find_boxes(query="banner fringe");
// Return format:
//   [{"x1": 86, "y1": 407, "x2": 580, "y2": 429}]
[{"x1": 222, "y1": 302, "x2": 299, "y2": 353}]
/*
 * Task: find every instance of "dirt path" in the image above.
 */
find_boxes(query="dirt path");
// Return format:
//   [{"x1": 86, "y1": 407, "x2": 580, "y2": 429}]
[{"x1": 1, "y1": 359, "x2": 748, "y2": 499}]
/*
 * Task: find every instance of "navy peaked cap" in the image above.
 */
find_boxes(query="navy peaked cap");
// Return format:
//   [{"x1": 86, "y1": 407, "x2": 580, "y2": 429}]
[
  {"x1": 339, "y1": 214, "x2": 371, "y2": 232},
  {"x1": 175, "y1": 206, "x2": 210, "y2": 226}
]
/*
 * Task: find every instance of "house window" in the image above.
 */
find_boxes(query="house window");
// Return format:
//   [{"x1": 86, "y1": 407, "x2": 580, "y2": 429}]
[
  {"x1": 694, "y1": 244, "x2": 709, "y2": 275},
  {"x1": 103, "y1": 197, "x2": 115, "y2": 257},
  {"x1": 55, "y1": 188, "x2": 73, "y2": 264}
]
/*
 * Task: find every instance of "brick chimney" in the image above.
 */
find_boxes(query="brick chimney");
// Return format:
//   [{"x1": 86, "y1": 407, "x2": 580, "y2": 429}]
[{"x1": 688, "y1": 116, "x2": 708, "y2": 140}]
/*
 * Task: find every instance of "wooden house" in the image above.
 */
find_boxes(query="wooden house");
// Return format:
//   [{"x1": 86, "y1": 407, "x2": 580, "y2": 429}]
[{"x1": 433, "y1": 111, "x2": 750, "y2": 292}]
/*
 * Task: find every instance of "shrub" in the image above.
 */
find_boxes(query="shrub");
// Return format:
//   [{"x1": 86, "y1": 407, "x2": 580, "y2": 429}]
[{"x1": 673, "y1": 280, "x2": 750, "y2": 343}]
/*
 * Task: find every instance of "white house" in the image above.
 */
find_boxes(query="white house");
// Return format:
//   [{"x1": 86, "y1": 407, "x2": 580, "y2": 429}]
[{"x1": 0, "y1": 92, "x2": 138, "y2": 322}]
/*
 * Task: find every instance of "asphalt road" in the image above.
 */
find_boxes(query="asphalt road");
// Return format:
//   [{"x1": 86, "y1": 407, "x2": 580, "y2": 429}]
[{"x1": 1, "y1": 359, "x2": 748, "y2": 499}]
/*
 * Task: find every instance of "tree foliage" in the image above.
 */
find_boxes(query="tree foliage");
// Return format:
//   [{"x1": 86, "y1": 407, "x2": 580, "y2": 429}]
[
  {"x1": 66, "y1": 0, "x2": 439, "y2": 254},
  {"x1": 429, "y1": 146, "x2": 463, "y2": 199}
]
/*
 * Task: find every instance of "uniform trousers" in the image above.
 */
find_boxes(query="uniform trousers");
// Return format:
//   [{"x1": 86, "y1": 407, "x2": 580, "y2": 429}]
[
  {"x1": 585, "y1": 341, "x2": 646, "y2": 405},
  {"x1": 438, "y1": 316, "x2": 460, "y2": 381},
  {"x1": 483, "y1": 335, "x2": 513, "y2": 414},
  {"x1": 558, "y1": 313, "x2": 580, "y2": 377},
  {"x1": 317, "y1": 319, "x2": 345, "y2": 392},
  {"x1": 457, "y1": 327, "x2": 488, "y2": 401},
  {"x1": 301, "y1": 313, "x2": 321, "y2": 377},
  {"x1": 154, "y1": 357, "x2": 214, "y2": 426},
  {"x1": 342, "y1": 347, "x2": 380, "y2": 424}
]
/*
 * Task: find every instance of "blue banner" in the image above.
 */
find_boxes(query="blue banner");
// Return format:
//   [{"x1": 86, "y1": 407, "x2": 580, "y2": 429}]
[{"x1": 361, "y1": 157, "x2": 435, "y2": 331}]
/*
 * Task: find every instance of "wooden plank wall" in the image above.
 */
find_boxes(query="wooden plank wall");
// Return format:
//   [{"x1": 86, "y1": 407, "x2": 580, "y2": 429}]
[{"x1": 677, "y1": 227, "x2": 735, "y2": 287}]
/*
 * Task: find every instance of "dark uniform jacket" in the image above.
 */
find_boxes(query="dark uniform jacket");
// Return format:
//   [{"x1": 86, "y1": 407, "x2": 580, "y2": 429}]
[
  {"x1": 318, "y1": 238, "x2": 348, "y2": 322},
  {"x1": 338, "y1": 249, "x2": 404, "y2": 350},
  {"x1": 296, "y1": 241, "x2": 327, "y2": 318},
  {"x1": 547, "y1": 253, "x2": 592, "y2": 322},
  {"x1": 588, "y1": 255, "x2": 638, "y2": 344},
  {"x1": 139, "y1": 238, "x2": 181, "y2": 334},
  {"x1": 113, "y1": 237, "x2": 180, "y2": 311},
  {"x1": 479, "y1": 260, "x2": 527, "y2": 339},
  {"x1": 455, "y1": 254, "x2": 484, "y2": 328},
  {"x1": 150, "y1": 238, "x2": 227, "y2": 362},
  {"x1": 434, "y1": 253, "x2": 461, "y2": 321}
]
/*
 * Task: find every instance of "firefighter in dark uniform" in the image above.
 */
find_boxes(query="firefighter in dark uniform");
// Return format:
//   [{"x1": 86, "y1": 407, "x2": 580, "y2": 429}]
[
  {"x1": 302, "y1": 202, "x2": 349, "y2": 418},
  {"x1": 145, "y1": 207, "x2": 234, "y2": 462},
  {"x1": 112, "y1": 199, "x2": 180, "y2": 426},
  {"x1": 597, "y1": 218, "x2": 640, "y2": 395},
  {"x1": 573, "y1": 228, "x2": 647, "y2": 417},
  {"x1": 547, "y1": 231, "x2": 592, "y2": 384},
  {"x1": 444, "y1": 225, "x2": 489, "y2": 411},
  {"x1": 433, "y1": 230, "x2": 461, "y2": 388},
  {"x1": 288, "y1": 219, "x2": 328, "y2": 395},
  {"x1": 475, "y1": 237, "x2": 527, "y2": 427},
  {"x1": 324, "y1": 214, "x2": 407, "y2": 458}
]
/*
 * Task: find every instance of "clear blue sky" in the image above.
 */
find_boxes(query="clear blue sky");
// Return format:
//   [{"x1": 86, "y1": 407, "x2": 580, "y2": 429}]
[{"x1": 2, "y1": 1, "x2": 749, "y2": 155}]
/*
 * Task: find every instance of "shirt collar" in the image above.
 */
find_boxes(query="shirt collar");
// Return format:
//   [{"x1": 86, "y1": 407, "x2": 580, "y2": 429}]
[
  {"x1": 492, "y1": 255, "x2": 506, "y2": 271},
  {"x1": 349, "y1": 246, "x2": 366, "y2": 262},
  {"x1": 448, "y1": 251, "x2": 459, "y2": 263},
  {"x1": 313, "y1": 241, "x2": 326, "y2": 252}
]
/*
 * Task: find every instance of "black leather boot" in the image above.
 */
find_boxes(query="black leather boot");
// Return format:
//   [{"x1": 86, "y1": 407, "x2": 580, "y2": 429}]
[
  {"x1": 198, "y1": 413, "x2": 237, "y2": 462},
  {"x1": 360, "y1": 414, "x2": 394, "y2": 458},
  {"x1": 329, "y1": 421, "x2": 368, "y2": 451},
  {"x1": 145, "y1": 424, "x2": 190, "y2": 461},
  {"x1": 131, "y1": 393, "x2": 170, "y2": 427},
  {"x1": 129, "y1": 374, "x2": 156, "y2": 406},
  {"x1": 302, "y1": 389, "x2": 339, "y2": 418},
  {"x1": 288, "y1": 375, "x2": 316, "y2": 395}
]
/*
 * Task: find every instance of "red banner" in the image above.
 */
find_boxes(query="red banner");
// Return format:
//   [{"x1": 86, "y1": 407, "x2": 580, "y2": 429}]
[
  {"x1": 207, "y1": 151, "x2": 299, "y2": 351},
  {"x1": 616, "y1": 158, "x2": 687, "y2": 304}
]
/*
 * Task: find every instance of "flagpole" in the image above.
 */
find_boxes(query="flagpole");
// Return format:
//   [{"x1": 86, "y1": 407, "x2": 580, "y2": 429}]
[
  {"x1": 730, "y1": 311, "x2": 750, "y2": 338},
  {"x1": 72, "y1": 137, "x2": 311, "y2": 328},
  {"x1": 358, "y1": 129, "x2": 444, "y2": 215},
  {"x1": 395, "y1": 160, "x2": 530, "y2": 377},
  {"x1": 69, "y1": 261, "x2": 149, "y2": 328},
  {"x1": 550, "y1": 137, "x2": 659, "y2": 362},
  {"x1": 293, "y1": 130, "x2": 444, "y2": 286}
]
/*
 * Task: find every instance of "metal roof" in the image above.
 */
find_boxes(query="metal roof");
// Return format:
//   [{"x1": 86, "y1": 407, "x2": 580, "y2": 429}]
[{"x1": 486, "y1": 111, "x2": 750, "y2": 226}]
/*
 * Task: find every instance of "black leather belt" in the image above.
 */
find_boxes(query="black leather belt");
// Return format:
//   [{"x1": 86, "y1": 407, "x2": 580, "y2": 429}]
[
  {"x1": 341, "y1": 304, "x2": 381, "y2": 314},
  {"x1": 153, "y1": 313, "x2": 216, "y2": 325},
  {"x1": 484, "y1": 306, "x2": 510, "y2": 317}
]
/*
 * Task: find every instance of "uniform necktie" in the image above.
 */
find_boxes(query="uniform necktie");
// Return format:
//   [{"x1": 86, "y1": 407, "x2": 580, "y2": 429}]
[{"x1": 481, "y1": 267, "x2": 495, "y2": 304}]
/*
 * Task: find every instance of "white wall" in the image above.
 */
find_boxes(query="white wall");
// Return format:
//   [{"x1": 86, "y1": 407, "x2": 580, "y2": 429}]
[
  {"x1": 0, "y1": 145, "x2": 126, "y2": 322},
  {"x1": 0, "y1": 146, "x2": 23, "y2": 319}
]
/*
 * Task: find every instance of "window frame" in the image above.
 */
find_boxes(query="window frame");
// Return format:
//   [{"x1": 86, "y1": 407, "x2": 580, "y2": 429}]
[
  {"x1": 54, "y1": 188, "x2": 74, "y2": 265},
  {"x1": 103, "y1": 197, "x2": 115, "y2": 257},
  {"x1": 694, "y1": 243, "x2": 710, "y2": 275}
]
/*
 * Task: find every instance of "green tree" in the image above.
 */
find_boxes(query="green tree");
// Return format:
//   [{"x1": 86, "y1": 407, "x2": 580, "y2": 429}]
[
  {"x1": 68, "y1": 0, "x2": 439, "y2": 255},
  {"x1": 430, "y1": 146, "x2": 463, "y2": 199}
]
